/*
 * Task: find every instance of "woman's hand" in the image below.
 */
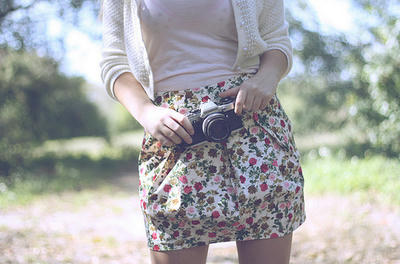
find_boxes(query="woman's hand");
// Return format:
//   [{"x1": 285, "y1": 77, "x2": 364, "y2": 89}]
[
  {"x1": 218, "y1": 77, "x2": 278, "y2": 115},
  {"x1": 219, "y1": 50, "x2": 288, "y2": 115},
  {"x1": 141, "y1": 104, "x2": 195, "y2": 147}
]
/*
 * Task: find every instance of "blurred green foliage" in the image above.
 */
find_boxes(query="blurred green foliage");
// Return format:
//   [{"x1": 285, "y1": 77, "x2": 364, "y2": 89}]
[
  {"x1": 348, "y1": 12, "x2": 400, "y2": 157},
  {"x1": 111, "y1": 104, "x2": 143, "y2": 134},
  {"x1": 0, "y1": 0, "x2": 100, "y2": 54},
  {"x1": 0, "y1": 48, "x2": 109, "y2": 176},
  {"x1": 284, "y1": 1, "x2": 400, "y2": 158}
]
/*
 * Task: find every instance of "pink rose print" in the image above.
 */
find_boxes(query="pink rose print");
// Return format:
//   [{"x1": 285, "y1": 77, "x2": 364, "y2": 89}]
[
  {"x1": 288, "y1": 213, "x2": 293, "y2": 220},
  {"x1": 186, "y1": 206, "x2": 196, "y2": 215},
  {"x1": 261, "y1": 163, "x2": 269, "y2": 173},
  {"x1": 237, "y1": 224, "x2": 245, "y2": 231},
  {"x1": 212, "y1": 211, "x2": 220, "y2": 219},
  {"x1": 272, "y1": 160, "x2": 278, "y2": 166},
  {"x1": 152, "y1": 203, "x2": 159, "y2": 210},
  {"x1": 274, "y1": 143, "x2": 280, "y2": 150},
  {"x1": 217, "y1": 221, "x2": 226, "y2": 227},
  {"x1": 192, "y1": 87, "x2": 201, "y2": 92},
  {"x1": 179, "y1": 175, "x2": 188, "y2": 184},
  {"x1": 213, "y1": 175, "x2": 222, "y2": 183},
  {"x1": 280, "y1": 119, "x2": 286, "y2": 127},
  {"x1": 217, "y1": 81, "x2": 225, "y2": 87},
  {"x1": 295, "y1": 186, "x2": 301, "y2": 194},
  {"x1": 153, "y1": 245, "x2": 160, "y2": 251},
  {"x1": 222, "y1": 229, "x2": 230, "y2": 235},
  {"x1": 152, "y1": 232, "x2": 157, "y2": 240},
  {"x1": 184, "y1": 186, "x2": 193, "y2": 194},
  {"x1": 269, "y1": 173, "x2": 276, "y2": 181},
  {"x1": 240, "y1": 175, "x2": 246, "y2": 183},
  {"x1": 163, "y1": 184, "x2": 172, "y2": 193},
  {"x1": 283, "y1": 134, "x2": 288, "y2": 143},
  {"x1": 179, "y1": 221, "x2": 186, "y2": 227},
  {"x1": 192, "y1": 220, "x2": 200, "y2": 225},
  {"x1": 186, "y1": 152, "x2": 192, "y2": 160},
  {"x1": 202, "y1": 96, "x2": 210, "y2": 102},
  {"x1": 173, "y1": 231, "x2": 180, "y2": 238},
  {"x1": 260, "y1": 202, "x2": 268, "y2": 209},
  {"x1": 270, "y1": 233, "x2": 279, "y2": 239},
  {"x1": 246, "y1": 217, "x2": 254, "y2": 225},
  {"x1": 249, "y1": 158, "x2": 257, "y2": 165},
  {"x1": 194, "y1": 182, "x2": 203, "y2": 191},
  {"x1": 253, "y1": 112, "x2": 259, "y2": 121},
  {"x1": 283, "y1": 181, "x2": 290, "y2": 189},
  {"x1": 279, "y1": 203, "x2": 286, "y2": 209},
  {"x1": 260, "y1": 183, "x2": 268, "y2": 191},
  {"x1": 250, "y1": 126, "x2": 259, "y2": 134},
  {"x1": 269, "y1": 117, "x2": 276, "y2": 125},
  {"x1": 208, "y1": 232, "x2": 217, "y2": 238},
  {"x1": 161, "y1": 102, "x2": 169, "y2": 108}
]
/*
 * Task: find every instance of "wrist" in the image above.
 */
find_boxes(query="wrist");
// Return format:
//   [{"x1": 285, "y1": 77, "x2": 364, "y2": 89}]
[
  {"x1": 250, "y1": 70, "x2": 280, "y2": 90},
  {"x1": 133, "y1": 101, "x2": 157, "y2": 127}
]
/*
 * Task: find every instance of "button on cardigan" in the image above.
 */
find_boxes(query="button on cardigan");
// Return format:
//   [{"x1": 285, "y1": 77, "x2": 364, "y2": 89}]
[{"x1": 100, "y1": 0, "x2": 293, "y2": 102}]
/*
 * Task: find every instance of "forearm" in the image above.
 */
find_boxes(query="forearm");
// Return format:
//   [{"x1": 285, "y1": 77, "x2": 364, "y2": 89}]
[
  {"x1": 250, "y1": 49, "x2": 289, "y2": 88},
  {"x1": 113, "y1": 72, "x2": 155, "y2": 127}
]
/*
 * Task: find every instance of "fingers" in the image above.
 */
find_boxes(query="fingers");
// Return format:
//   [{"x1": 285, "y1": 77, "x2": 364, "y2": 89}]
[
  {"x1": 154, "y1": 130, "x2": 175, "y2": 147},
  {"x1": 260, "y1": 97, "x2": 269, "y2": 110},
  {"x1": 219, "y1": 87, "x2": 239, "y2": 98},
  {"x1": 235, "y1": 89, "x2": 246, "y2": 115},
  {"x1": 163, "y1": 116, "x2": 193, "y2": 145},
  {"x1": 252, "y1": 96, "x2": 263, "y2": 111},
  {"x1": 169, "y1": 110, "x2": 195, "y2": 136},
  {"x1": 234, "y1": 81, "x2": 276, "y2": 113}
]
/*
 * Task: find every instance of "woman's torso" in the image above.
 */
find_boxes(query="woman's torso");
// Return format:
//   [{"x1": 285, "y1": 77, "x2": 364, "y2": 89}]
[{"x1": 138, "y1": 0, "x2": 259, "y2": 93}]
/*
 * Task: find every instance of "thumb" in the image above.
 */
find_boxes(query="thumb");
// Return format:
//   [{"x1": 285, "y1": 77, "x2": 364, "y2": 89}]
[{"x1": 219, "y1": 87, "x2": 240, "y2": 98}]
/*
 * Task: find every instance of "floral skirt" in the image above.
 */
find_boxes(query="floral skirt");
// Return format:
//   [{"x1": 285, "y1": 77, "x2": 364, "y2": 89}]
[{"x1": 137, "y1": 72, "x2": 306, "y2": 251}]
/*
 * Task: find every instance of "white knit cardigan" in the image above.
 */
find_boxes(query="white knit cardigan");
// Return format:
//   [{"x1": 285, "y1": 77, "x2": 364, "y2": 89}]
[{"x1": 100, "y1": 0, "x2": 293, "y2": 102}]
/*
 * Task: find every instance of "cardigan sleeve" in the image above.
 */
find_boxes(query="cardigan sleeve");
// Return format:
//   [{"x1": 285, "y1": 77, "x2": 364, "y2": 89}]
[
  {"x1": 259, "y1": 0, "x2": 293, "y2": 79},
  {"x1": 99, "y1": 0, "x2": 132, "y2": 102}
]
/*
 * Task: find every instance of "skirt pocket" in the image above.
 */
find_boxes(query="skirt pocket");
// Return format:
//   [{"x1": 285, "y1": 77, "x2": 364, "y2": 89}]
[{"x1": 247, "y1": 94, "x2": 300, "y2": 160}]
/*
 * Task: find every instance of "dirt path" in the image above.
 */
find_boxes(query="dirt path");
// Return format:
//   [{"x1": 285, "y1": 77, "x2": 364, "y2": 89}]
[{"x1": 1, "y1": 175, "x2": 399, "y2": 264}]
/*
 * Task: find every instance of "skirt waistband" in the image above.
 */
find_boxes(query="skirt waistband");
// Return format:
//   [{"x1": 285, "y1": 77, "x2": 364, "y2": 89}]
[{"x1": 151, "y1": 72, "x2": 257, "y2": 106}]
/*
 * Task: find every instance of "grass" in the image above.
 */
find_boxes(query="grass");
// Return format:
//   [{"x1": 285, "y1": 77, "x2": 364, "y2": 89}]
[
  {"x1": 0, "y1": 164, "x2": 129, "y2": 209},
  {"x1": 301, "y1": 154, "x2": 400, "y2": 206}
]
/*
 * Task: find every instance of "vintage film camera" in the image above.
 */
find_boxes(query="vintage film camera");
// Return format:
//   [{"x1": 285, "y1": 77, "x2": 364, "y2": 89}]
[{"x1": 180, "y1": 97, "x2": 243, "y2": 147}]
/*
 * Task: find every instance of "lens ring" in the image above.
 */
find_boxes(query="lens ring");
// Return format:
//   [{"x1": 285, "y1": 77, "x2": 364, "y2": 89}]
[{"x1": 202, "y1": 113, "x2": 231, "y2": 142}]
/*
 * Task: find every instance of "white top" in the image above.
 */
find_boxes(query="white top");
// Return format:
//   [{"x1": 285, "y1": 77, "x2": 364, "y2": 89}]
[
  {"x1": 138, "y1": 0, "x2": 258, "y2": 93},
  {"x1": 100, "y1": 0, "x2": 293, "y2": 102}
]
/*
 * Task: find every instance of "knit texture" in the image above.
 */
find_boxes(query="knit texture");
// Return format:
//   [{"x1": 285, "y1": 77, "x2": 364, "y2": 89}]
[{"x1": 100, "y1": 0, "x2": 293, "y2": 102}]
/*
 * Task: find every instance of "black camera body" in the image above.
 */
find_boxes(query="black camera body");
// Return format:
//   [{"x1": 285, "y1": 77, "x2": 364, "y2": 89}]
[{"x1": 180, "y1": 97, "x2": 243, "y2": 147}]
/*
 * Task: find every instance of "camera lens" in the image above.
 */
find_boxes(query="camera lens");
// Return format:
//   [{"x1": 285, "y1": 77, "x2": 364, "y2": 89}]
[{"x1": 202, "y1": 113, "x2": 230, "y2": 142}]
